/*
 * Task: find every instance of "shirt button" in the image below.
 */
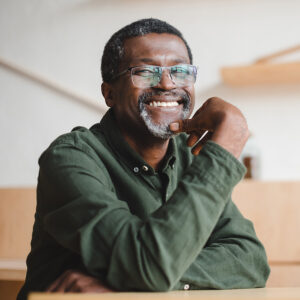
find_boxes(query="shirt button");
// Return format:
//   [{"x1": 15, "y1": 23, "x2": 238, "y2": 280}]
[
  {"x1": 142, "y1": 165, "x2": 149, "y2": 172},
  {"x1": 133, "y1": 167, "x2": 139, "y2": 173},
  {"x1": 183, "y1": 284, "x2": 190, "y2": 290}
]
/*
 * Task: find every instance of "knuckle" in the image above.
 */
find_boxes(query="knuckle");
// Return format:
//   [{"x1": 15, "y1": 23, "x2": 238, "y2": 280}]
[
  {"x1": 182, "y1": 119, "x2": 191, "y2": 131},
  {"x1": 69, "y1": 272, "x2": 79, "y2": 281},
  {"x1": 206, "y1": 96, "x2": 223, "y2": 104}
]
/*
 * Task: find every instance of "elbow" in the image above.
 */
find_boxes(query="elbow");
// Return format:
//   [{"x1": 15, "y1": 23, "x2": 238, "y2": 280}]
[
  {"x1": 253, "y1": 245, "x2": 271, "y2": 287},
  {"x1": 139, "y1": 270, "x2": 175, "y2": 292},
  {"x1": 244, "y1": 250, "x2": 271, "y2": 288},
  {"x1": 255, "y1": 259, "x2": 270, "y2": 287}
]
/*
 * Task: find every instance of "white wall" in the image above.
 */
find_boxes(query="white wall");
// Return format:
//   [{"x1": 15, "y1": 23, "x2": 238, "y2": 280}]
[{"x1": 1, "y1": 0, "x2": 300, "y2": 186}]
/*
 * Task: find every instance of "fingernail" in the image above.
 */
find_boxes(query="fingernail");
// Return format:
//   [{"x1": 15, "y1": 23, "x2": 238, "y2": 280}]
[{"x1": 170, "y1": 122, "x2": 179, "y2": 131}]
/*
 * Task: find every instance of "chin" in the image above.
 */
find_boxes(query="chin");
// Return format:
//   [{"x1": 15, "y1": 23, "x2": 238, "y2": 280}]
[{"x1": 140, "y1": 111, "x2": 176, "y2": 139}]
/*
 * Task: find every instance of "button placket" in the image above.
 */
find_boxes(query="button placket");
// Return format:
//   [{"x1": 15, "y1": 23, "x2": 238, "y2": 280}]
[{"x1": 142, "y1": 165, "x2": 149, "y2": 172}]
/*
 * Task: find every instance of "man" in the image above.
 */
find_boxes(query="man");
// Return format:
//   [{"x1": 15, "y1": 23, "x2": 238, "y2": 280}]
[{"x1": 18, "y1": 18, "x2": 269, "y2": 299}]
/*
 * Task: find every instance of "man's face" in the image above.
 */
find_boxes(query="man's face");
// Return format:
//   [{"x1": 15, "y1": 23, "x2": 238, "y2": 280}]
[{"x1": 108, "y1": 33, "x2": 195, "y2": 140}]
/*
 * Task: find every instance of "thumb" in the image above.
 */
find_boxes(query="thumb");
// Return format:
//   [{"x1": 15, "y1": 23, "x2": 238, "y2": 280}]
[{"x1": 169, "y1": 119, "x2": 195, "y2": 133}]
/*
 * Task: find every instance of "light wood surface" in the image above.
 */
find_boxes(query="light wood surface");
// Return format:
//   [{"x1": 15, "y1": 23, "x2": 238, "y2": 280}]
[
  {"x1": 1, "y1": 182, "x2": 300, "y2": 290},
  {"x1": 267, "y1": 264, "x2": 300, "y2": 287},
  {"x1": 0, "y1": 259, "x2": 26, "y2": 281},
  {"x1": 2, "y1": 182, "x2": 299, "y2": 262},
  {"x1": 232, "y1": 181, "x2": 300, "y2": 288},
  {"x1": 0, "y1": 280, "x2": 24, "y2": 300},
  {"x1": 0, "y1": 188, "x2": 36, "y2": 259},
  {"x1": 232, "y1": 181, "x2": 300, "y2": 263},
  {"x1": 28, "y1": 288, "x2": 300, "y2": 300},
  {"x1": 221, "y1": 62, "x2": 300, "y2": 85}
]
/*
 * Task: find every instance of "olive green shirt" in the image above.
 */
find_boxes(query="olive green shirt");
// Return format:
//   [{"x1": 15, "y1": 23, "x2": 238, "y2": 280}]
[{"x1": 18, "y1": 109, "x2": 269, "y2": 299}]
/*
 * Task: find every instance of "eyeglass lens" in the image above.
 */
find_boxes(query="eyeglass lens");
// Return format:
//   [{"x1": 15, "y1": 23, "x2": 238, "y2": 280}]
[{"x1": 131, "y1": 65, "x2": 196, "y2": 88}]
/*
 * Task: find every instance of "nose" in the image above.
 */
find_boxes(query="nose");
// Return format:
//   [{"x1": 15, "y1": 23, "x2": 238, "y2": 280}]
[{"x1": 155, "y1": 69, "x2": 176, "y2": 90}]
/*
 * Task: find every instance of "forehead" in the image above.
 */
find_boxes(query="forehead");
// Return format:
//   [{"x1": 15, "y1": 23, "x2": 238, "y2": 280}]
[{"x1": 122, "y1": 33, "x2": 190, "y2": 67}]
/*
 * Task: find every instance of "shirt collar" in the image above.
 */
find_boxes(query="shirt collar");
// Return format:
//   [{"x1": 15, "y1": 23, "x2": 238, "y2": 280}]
[{"x1": 92, "y1": 108, "x2": 177, "y2": 175}]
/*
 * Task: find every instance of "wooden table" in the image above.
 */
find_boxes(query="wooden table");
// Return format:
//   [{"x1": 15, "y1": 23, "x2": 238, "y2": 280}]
[{"x1": 29, "y1": 288, "x2": 300, "y2": 300}]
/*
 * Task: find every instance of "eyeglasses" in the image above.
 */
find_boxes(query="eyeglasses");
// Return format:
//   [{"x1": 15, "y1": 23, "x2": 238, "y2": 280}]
[{"x1": 111, "y1": 64, "x2": 197, "y2": 88}]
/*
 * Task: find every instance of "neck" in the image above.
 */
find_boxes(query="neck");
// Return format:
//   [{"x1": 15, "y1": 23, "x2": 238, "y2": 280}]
[{"x1": 122, "y1": 130, "x2": 170, "y2": 171}]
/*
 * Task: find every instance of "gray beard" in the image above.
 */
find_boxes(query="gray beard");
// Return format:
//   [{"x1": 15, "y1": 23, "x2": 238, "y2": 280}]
[{"x1": 138, "y1": 91, "x2": 191, "y2": 140}]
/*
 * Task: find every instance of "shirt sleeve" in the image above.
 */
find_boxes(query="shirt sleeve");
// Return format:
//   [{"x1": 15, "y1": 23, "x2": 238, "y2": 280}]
[
  {"x1": 39, "y1": 139, "x2": 266, "y2": 291},
  {"x1": 175, "y1": 199, "x2": 270, "y2": 290}
]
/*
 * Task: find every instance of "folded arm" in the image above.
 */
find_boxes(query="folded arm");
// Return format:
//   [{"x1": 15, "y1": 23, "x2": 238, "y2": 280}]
[{"x1": 176, "y1": 199, "x2": 270, "y2": 290}]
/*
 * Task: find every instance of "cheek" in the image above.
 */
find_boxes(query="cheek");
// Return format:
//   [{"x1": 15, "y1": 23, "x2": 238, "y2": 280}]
[
  {"x1": 185, "y1": 87, "x2": 195, "y2": 111},
  {"x1": 114, "y1": 82, "x2": 140, "y2": 106},
  {"x1": 115, "y1": 88, "x2": 145, "y2": 119}
]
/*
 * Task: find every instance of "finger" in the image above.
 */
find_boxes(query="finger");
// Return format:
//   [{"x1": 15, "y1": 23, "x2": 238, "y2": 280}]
[
  {"x1": 187, "y1": 131, "x2": 206, "y2": 147},
  {"x1": 65, "y1": 279, "x2": 78, "y2": 292},
  {"x1": 170, "y1": 119, "x2": 204, "y2": 134},
  {"x1": 169, "y1": 119, "x2": 194, "y2": 133},
  {"x1": 67, "y1": 276, "x2": 113, "y2": 293},
  {"x1": 46, "y1": 272, "x2": 69, "y2": 292},
  {"x1": 191, "y1": 131, "x2": 213, "y2": 155},
  {"x1": 169, "y1": 120, "x2": 182, "y2": 133},
  {"x1": 47, "y1": 269, "x2": 80, "y2": 292},
  {"x1": 191, "y1": 143, "x2": 203, "y2": 156}
]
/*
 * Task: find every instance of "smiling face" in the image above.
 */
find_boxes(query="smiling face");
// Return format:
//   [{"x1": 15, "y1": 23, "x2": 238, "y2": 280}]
[{"x1": 102, "y1": 33, "x2": 195, "y2": 141}]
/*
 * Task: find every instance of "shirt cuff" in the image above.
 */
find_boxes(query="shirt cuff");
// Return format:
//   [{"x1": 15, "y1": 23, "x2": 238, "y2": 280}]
[{"x1": 191, "y1": 140, "x2": 247, "y2": 196}]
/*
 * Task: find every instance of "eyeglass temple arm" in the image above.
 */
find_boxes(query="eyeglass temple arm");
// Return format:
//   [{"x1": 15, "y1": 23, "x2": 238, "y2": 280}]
[{"x1": 110, "y1": 68, "x2": 132, "y2": 81}]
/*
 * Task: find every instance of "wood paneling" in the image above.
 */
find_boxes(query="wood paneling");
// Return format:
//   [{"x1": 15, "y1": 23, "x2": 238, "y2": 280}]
[
  {"x1": 0, "y1": 188, "x2": 36, "y2": 259},
  {"x1": 0, "y1": 280, "x2": 24, "y2": 300},
  {"x1": 267, "y1": 264, "x2": 300, "y2": 287},
  {"x1": 0, "y1": 259, "x2": 26, "y2": 280},
  {"x1": 232, "y1": 181, "x2": 300, "y2": 263},
  {"x1": 1, "y1": 182, "x2": 300, "y2": 292}
]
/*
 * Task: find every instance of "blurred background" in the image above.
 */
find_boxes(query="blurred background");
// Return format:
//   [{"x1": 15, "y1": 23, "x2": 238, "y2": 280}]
[
  {"x1": 1, "y1": 1, "x2": 300, "y2": 298},
  {"x1": 1, "y1": 0, "x2": 300, "y2": 185}
]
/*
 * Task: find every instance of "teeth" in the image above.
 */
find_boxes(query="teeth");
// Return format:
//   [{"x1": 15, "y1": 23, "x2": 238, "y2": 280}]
[{"x1": 148, "y1": 101, "x2": 179, "y2": 107}]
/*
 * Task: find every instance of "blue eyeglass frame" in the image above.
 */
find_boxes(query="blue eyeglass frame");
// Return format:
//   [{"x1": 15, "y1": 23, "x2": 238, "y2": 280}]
[{"x1": 110, "y1": 64, "x2": 198, "y2": 84}]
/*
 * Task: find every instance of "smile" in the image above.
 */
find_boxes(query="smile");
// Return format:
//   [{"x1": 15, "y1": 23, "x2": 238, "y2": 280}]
[{"x1": 148, "y1": 101, "x2": 180, "y2": 107}]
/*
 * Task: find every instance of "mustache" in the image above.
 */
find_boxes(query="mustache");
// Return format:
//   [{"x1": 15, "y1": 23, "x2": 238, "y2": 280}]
[{"x1": 138, "y1": 90, "x2": 191, "y2": 108}]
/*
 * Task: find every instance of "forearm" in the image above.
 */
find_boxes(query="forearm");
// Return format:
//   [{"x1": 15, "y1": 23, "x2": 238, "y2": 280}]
[{"x1": 175, "y1": 201, "x2": 270, "y2": 290}]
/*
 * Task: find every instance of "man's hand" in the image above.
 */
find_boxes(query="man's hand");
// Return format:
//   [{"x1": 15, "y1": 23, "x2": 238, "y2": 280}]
[
  {"x1": 170, "y1": 97, "x2": 249, "y2": 158},
  {"x1": 46, "y1": 269, "x2": 113, "y2": 293}
]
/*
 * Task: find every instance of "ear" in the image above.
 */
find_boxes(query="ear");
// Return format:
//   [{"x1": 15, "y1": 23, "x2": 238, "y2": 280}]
[{"x1": 101, "y1": 82, "x2": 114, "y2": 107}]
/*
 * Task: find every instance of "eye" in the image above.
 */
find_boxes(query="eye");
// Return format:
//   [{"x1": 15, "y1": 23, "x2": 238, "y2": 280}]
[
  {"x1": 133, "y1": 68, "x2": 156, "y2": 77},
  {"x1": 172, "y1": 66, "x2": 191, "y2": 75}
]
